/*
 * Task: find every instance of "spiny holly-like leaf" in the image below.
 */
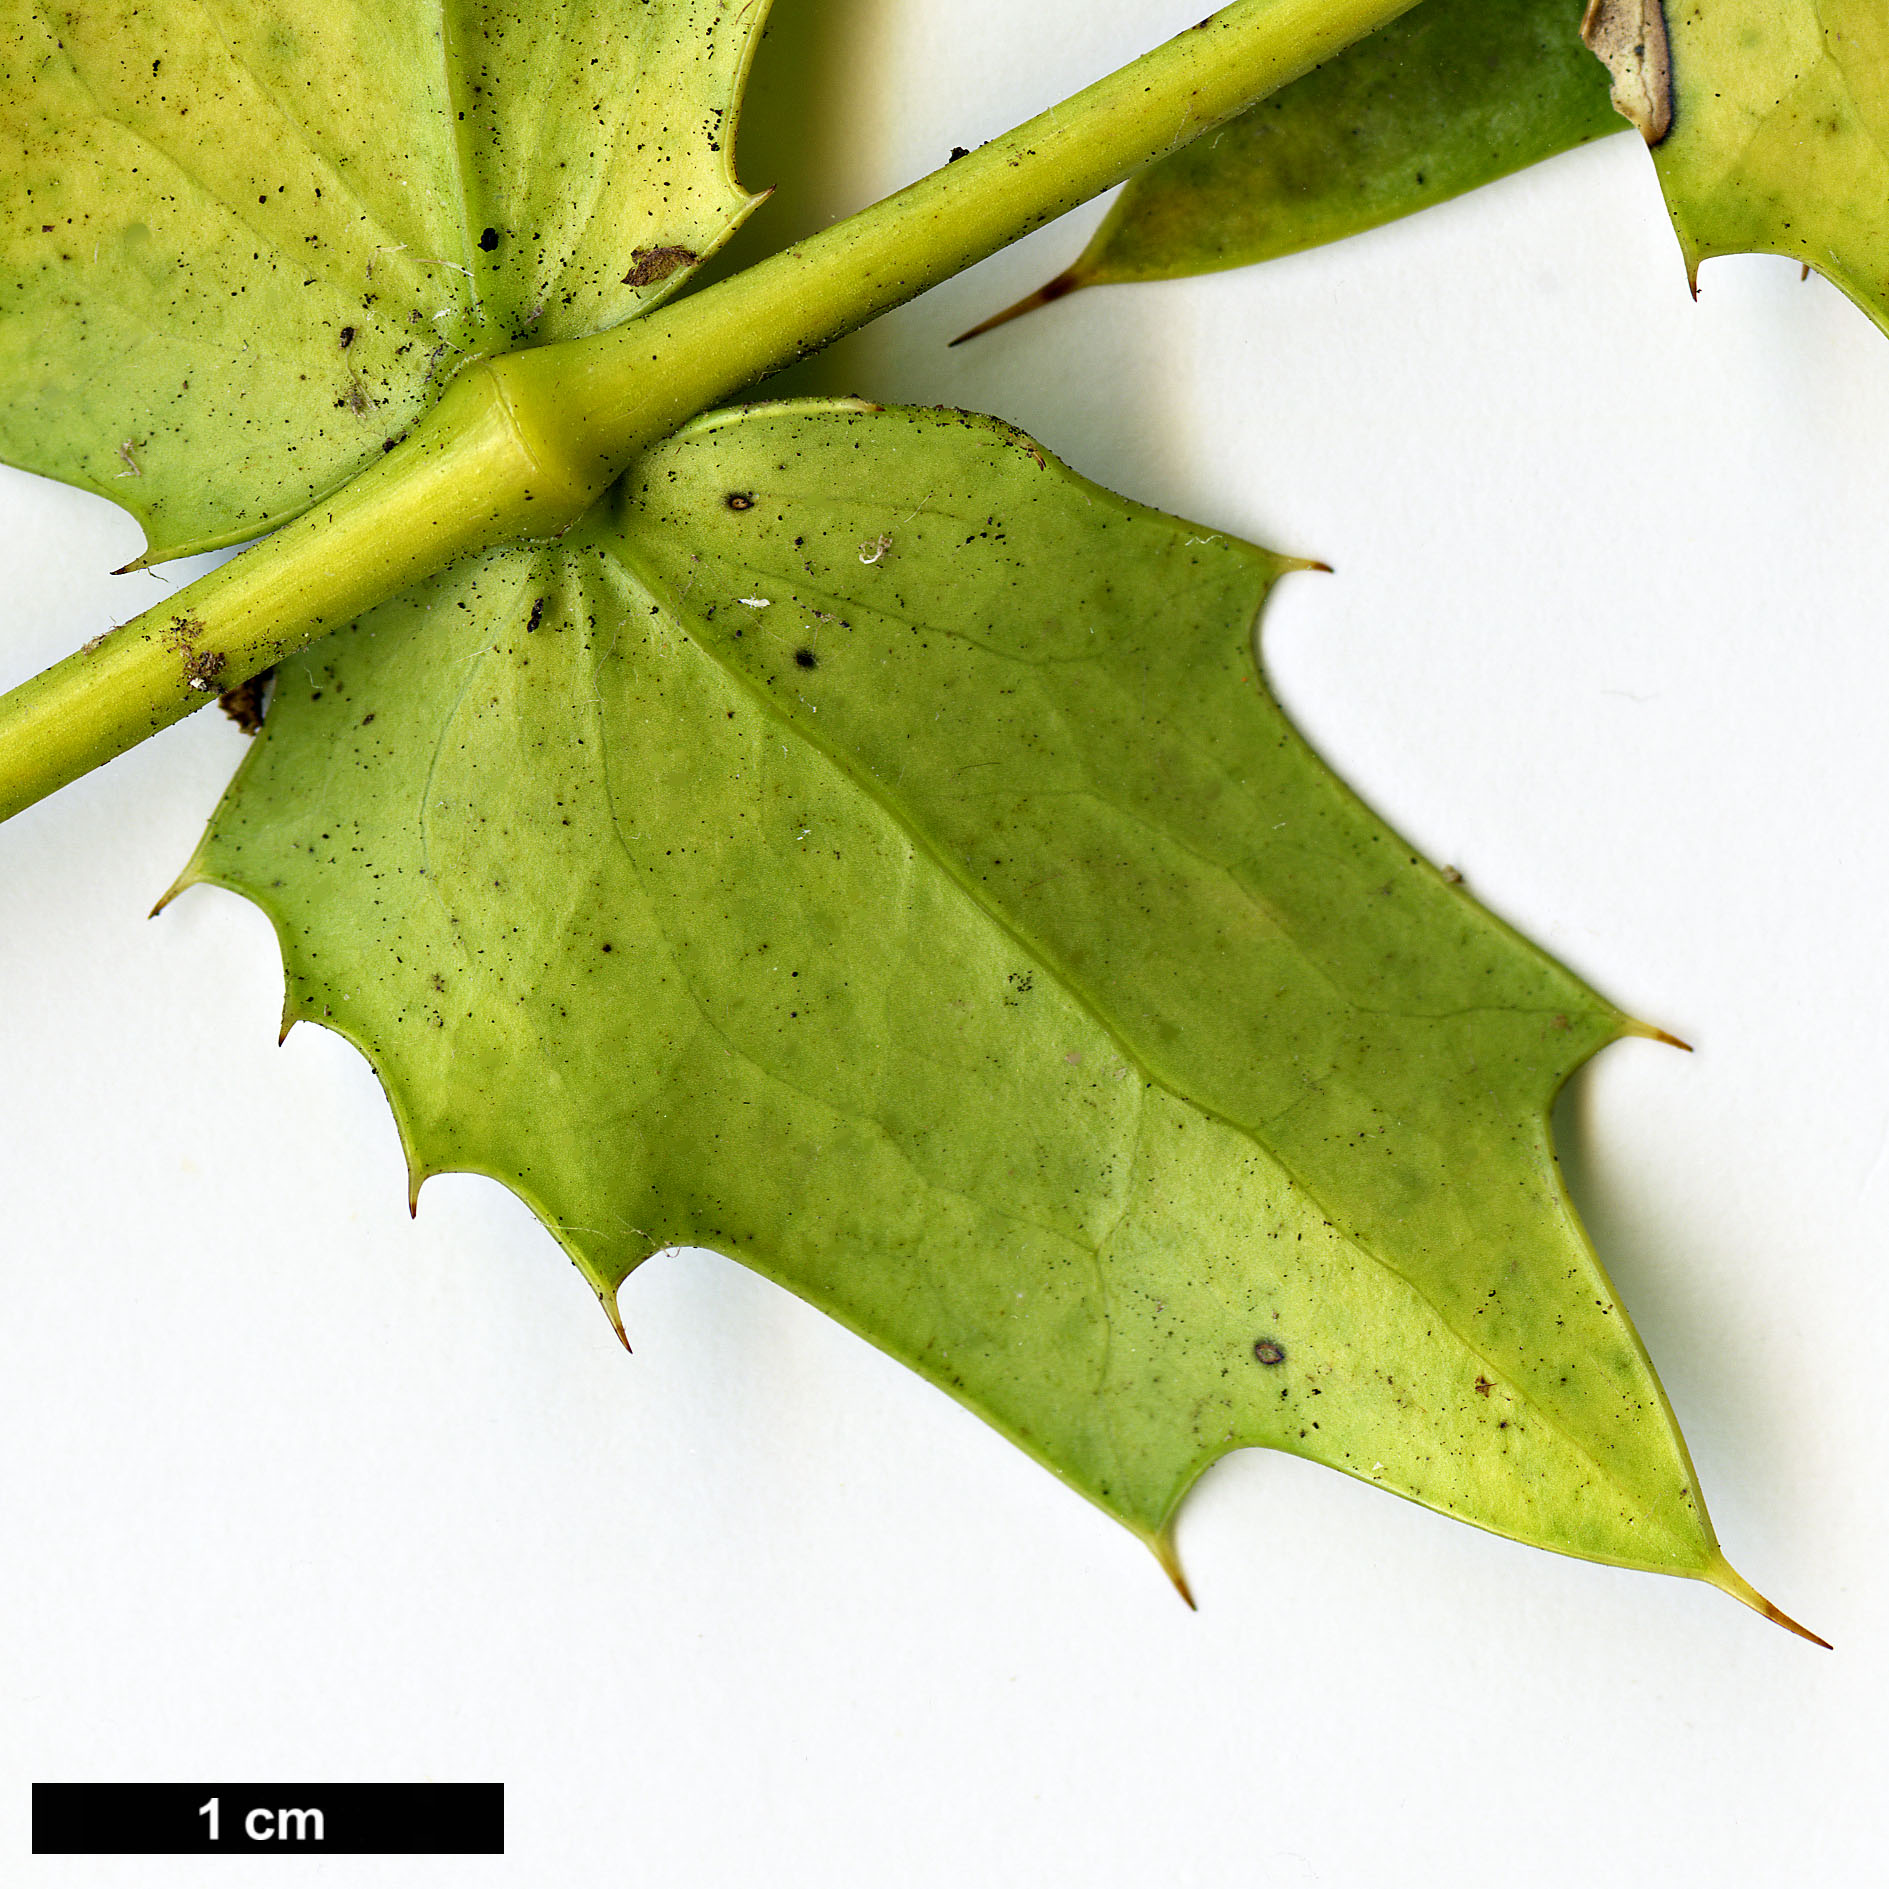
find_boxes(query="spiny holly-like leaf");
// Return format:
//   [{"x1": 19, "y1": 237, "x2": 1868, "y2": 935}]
[
  {"x1": 0, "y1": 0, "x2": 769, "y2": 565},
  {"x1": 961, "y1": 0, "x2": 1619, "y2": 338},
  {"x1": 1598, "y1": 0, "x2": 1889, "y2": 330},
  {"x1": 174, "y1": 398, "x2": 1794, "y2": 1616}
]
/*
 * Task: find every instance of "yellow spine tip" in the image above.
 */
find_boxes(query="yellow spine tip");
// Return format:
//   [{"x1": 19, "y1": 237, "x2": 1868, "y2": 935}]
[
  {"x1": 149, "y1": 864, "x2": 204, "y2": 918},
  {"x1": 1706, "y1": 1556, "x2": 1830, "y2": 1648},
  {"x1": 599, "y1": 1285, "x2": 631, "y2": 1353},
  {"x1": 1625, "y1": 1017, "x2": 1693, "y2": 1052},
  {"x1": 1151, "y1": 1529, "x2": 1196, "y2": 1609}
]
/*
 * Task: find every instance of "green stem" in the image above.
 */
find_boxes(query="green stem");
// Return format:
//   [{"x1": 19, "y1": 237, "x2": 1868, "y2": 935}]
[{"x1": 0, "y1": 0, "x2": 1417, "y2": 826}]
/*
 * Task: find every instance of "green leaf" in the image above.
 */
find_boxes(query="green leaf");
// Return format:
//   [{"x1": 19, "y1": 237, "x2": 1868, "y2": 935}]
[
  {"x1": 960, "y1": 0, "x2": 1619, "y2": 336},
  {"x1": 1617, "y1": 0, "x2": 1889, "y2": 332},
  {"x1": 174, "y1": 397, "x2": 1788, "y2": 1613},
  {"x1": 0, "y1": 0, "x2": 768, "y2": 564}
]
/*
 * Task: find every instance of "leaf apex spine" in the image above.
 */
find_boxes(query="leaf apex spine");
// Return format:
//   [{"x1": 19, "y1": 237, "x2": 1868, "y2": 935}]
[
  {"x1": 148, "y1": 868, "x2": 199, "y2": 918},
  {"x1": 599, "y1": 1285, "x2": 632, "y2": 1354},
  {"x1": 1626, "y1": 1018, "x2": 1693, "y2": 1053},
  {"x1": 1151, "y1": 1529, "x2": 1196, "y2": 1609},
  {"x1": 949, "y1": 271, "x2": 1083, "y2": 347}
]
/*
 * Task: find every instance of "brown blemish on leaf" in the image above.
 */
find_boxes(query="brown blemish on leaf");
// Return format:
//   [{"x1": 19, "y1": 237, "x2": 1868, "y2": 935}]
[
  {"x1": 621, "y1": 245, "x2": 699, "y2": 288},
  {"x1": 1581, "y1": 0, "x2": 1672, "y2": 145},
  {"x1": 1252, "y1": 1337, "x2": 1286, "y2": 1366},
  {"x1": 1474, "y1": 1375, "x2": 1493, "y2": 1396},
  {"x1": 217, "y1": 667, "x2": 273, "y2": 734}
]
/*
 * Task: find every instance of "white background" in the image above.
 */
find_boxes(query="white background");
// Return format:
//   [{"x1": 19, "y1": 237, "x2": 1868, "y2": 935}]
[{"x1": 3, "y1": 2, "x2": 1884, "y2": 1883}]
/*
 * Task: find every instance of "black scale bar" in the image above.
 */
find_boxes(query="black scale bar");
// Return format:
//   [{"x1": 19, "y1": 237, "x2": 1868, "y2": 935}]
[{"x1": 33, "y1": 1782, "x2": 503, "y2": 1854}]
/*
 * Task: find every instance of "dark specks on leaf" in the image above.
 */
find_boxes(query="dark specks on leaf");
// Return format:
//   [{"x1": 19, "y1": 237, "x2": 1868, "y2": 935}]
[{"x1": 165, "y1": 402, "x2": 1781, "y2": 1626}]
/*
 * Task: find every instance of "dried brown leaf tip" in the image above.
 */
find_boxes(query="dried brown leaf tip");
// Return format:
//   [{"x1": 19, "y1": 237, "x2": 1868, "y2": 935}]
[
  {"x1": 1582, "y1": 0, "x2": 1673, "y2": 145},
  {"x1": 622, "y1": 246, "x2": 699, "y2": 288}
]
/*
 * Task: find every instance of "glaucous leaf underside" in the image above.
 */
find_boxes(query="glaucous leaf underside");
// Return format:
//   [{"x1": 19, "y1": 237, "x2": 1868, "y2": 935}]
[
  {"x1": 179, "y1": 399, "x2": 1732, "y2": 1587},
  {"x1": 0, "y1": 0, "x2": 768, "y2": 563}
]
